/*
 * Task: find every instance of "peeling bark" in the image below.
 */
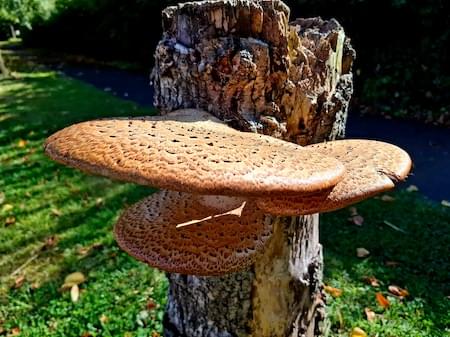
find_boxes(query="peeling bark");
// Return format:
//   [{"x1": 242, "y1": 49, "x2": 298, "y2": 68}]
[{"x1": 151, "y1": 1, "x2": 355, "y2": 336}]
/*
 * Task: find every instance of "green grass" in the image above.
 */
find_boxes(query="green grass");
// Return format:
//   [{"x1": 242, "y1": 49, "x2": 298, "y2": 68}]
[{"x1": 1, "y1": 55, "x2": 449, "y2": 337}]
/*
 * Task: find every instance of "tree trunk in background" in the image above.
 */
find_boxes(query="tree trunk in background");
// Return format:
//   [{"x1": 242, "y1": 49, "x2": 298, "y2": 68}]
[
  {"x1": 9, "y1": 25, "x2": 17, "y2": 39},
  {"x1": 0, "y1": 49, "x2": 10, "y2": 78},
  {"x1": 151, "y1": 1, "x2": 355, "y2": 336}
]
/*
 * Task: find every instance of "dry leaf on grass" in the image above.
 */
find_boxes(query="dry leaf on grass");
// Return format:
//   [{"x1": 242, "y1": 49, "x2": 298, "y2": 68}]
[
  {"x1": 350, "y1": 327, "x2": 367, "y2": 337},
  {"x1": 364, "y1": 307, "x2": 376, "y2": 322},
  {"x1": 349, "y1": 207, "x2": 359, "y2": 217},
  {"x1": 99, "y1": 314, "x2": 109, "y2": 324},
  {"x1": 43, "y1": 236, "x2": 58, "y2": 250},
  {"x1": 14, "y1": 275, "x2": 25, "y2": 289},
  {"x1": 349, "y1": 215, "x2": 365, "y2": 226},
  {"x1": 17, "y1": 139, "x2": 27, "y2": 148},
  {"x1": 363, "y1": 276, "x2": 380, "y2": 287},
  {"x1": 5, "y1": 216, "x2": 16, "y2": 226},
  {"x1": 385, "y1": 260, "x2": 401, "y2": 267},
  {"x1": 357, "y1": 247, "x2": 370, "y2": 258},
  {"x1": 324, "y1": 285, "x2": 343, "y2": 298},
  {"x1": 380, "y1": 195, "x2": 396, "y2": 202},
  {"x1": 10, "y1": 327, "x2": 21, "y2": 336},
  {"x1": 2, "y1": 204, "x2": 13, "y2": 212},
  {"x1": 406, "y1": 185, "x2": 419, "y2": 192},
  {"x1": 146, "y1": 299, "x2": 157, "y2": 310},
  {"x1": 388, "y1": 285, "x2": 409, "y2": 298},
  {"x1": 376, "y1": 292, "x2": 390, "y2": 308},
  {"x1": 51, "y1": 208, "x2": 62, "y2": 217},
  {"x1": 348, "y1": 207, "x2": 364, "y2": 225}
]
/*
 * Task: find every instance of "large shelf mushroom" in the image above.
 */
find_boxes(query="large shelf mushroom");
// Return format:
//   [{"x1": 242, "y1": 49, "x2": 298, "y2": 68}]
[{"x1": 44, "y1": 109, "x2": 412, "y2": 276}]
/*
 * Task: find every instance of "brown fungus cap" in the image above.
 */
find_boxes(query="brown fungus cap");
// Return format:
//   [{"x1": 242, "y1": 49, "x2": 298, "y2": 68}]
[
  {"x1": 257, "y1": 139, "x2": 412, "y2": 215},
  {"x1": 114, "y1": 190, "x2": 272, "y2": 276},
  {"x1": 44, "y1": 109, "x2": 345, "y2": 197}
]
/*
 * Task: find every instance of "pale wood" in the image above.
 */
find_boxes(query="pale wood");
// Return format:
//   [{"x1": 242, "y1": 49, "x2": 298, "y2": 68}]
[{"x1": 151, "y1": 1, "x2": 355, "y2": 336}]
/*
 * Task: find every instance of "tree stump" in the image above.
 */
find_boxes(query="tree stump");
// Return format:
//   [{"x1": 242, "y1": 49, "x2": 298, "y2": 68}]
[{"x1": 151, "y1": 1, "x2": 355, "y2": 336}]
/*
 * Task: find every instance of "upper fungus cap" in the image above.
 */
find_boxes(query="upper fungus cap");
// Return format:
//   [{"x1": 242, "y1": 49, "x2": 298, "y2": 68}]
[
  {"x1": 44, "y1": 109, "x2": 345, "y2": 197},
  {"x1": 114, "y1": 189, "x2": 272, "y2": 276},
  {"x1": 257, "y1": 139, "x2": 412, "y2": 215}
]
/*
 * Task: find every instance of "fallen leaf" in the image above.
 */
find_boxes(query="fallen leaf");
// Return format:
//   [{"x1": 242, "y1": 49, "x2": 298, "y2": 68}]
[
  {"x1": 5, "y1": 216, "x2": 16, "y2": 226},
  {"x1": 380, "y1": 195, "x2": 396, "y2": 202},
  {"x1": 146, "y1": 299, "x2": 157, "y2": 310},
  {"x1": 80, "y1": 332, "x2": 93, "y2": 337},
  {"x1": 77, "y1": 246, "x2": 90, "y2": 256},
  {"x1": 350, "y1": 327, "x2": 367, "y2": 337},
  {"x1": 99, "y1": 314, "x2": 109, "y2": 324},
  {"x1": 349, "y1": 215, "x2": 365, "y2": 226},
  {"x1": 357, "y1": 247, "x2": 370, "y2": 258},
  {"x1": 376, "y1": 292, "x2": 390, "y2": 308},
  {"x1": 70, "y1": 284, "x2": 80, "y2": 302},
  {"x1": 51, "y1": 208, "x2": 62, "y2": 217},
  {"x1": 152, "y1": 332, "x2": 161, "y2": 337},
  {"x1": 10, "y1": 327, "x2": 21, "y2": 336},
  {"x1": 62, "y1": 272, "x2": 86, "y2": 289},
  {"x1": 324, "y1": 285, "x2": 343, "y2": 298},
  {"x1": 385, "y1": 260, "x2": 401, "y2": 267},
  {"x1": 2, "y1": 204, "x2": 13, "y2": 212},
  {"x1": 349, "y1": 206, "x2": 359, "y2": 217},
  {"x1": 388, "y1": 285, "x2": 409, "y2": 298},
  {"x1": 17, "y1": 139, "x2": 27, "y2": 148},
  {"x1": 43, "y1": 236, "x2": 58, "y2": 250},
  {"x1": 363, "y1": 276, "x2": 380, "y2": 287},
  {"x1": 31, "y1": 282, "x2": 40, "y2": 290},
  {"x1": 14, "y1": 275, "x2": 25, "y2": 289},
  {"x1": 441, "y1": 200, "x2": 450, "y2": 208},
  {"x1": 406, "y1": 185, "x2": 419, "y2": 192},
  {"x1": 364, "y1": 307, "x2": 376, "y2": 322}
]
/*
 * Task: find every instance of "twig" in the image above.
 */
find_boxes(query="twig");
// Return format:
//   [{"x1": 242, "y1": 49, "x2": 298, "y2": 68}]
[
  {"x1": 383, "y1": 220, "x2": 408, "y2": 234},
  {"x1": 10, "y1": 254, "x2": 39, "y2": 277}
]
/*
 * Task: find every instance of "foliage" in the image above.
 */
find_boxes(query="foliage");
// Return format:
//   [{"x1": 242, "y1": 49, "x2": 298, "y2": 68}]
[
  {"x1": 0, "y1": 0, "x2": 54, "y2": 34},
  {"x1": 19, "y1": 0, "x2": 449, "y2": 125},
  {"x1": 0, "y1": 55, "x2": 449, "y2": 336}
]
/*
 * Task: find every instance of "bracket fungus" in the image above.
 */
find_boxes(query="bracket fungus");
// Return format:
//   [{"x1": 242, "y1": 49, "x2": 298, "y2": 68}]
[{"x1": 44, "y1": 109, "x2": 412, "y2": 276}]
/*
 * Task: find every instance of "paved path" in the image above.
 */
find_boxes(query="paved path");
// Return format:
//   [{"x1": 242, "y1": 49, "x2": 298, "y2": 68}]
[{"x1": 58, "y1": 65, "x2": 450, "y2": 202}]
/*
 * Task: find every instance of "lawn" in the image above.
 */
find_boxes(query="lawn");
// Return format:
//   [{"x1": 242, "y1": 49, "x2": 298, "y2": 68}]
[{"x1": 0, "y1": 55, "x2": 449, "y2": 337}]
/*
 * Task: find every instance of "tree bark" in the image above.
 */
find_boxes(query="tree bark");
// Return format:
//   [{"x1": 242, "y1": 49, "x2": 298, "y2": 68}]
[
  {"x1": 0, "y1": 49, "x2": 10, "y2": 78},
  {"x1": 9, "y1": 25, "x2": 17, "y2": 39},
  {"x1": 151, "y1": 1, "x2": 355, "y2": 336}
]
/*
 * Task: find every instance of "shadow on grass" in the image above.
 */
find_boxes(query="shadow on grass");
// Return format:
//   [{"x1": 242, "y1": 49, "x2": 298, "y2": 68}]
[{"x1": 321, "y1": 193, "x2": 450, "y2": 335}]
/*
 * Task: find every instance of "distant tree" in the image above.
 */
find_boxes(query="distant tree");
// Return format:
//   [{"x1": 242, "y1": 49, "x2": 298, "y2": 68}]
[{"x1": 0, "y1": 0, "x2": 53, "y2": 77}]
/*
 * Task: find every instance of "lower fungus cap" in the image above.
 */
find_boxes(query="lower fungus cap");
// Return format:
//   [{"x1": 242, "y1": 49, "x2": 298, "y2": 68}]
[
  {"x1": 257, "y1": 139, "x2": 412, "y2": 215},
  {"x1": 114, "y1": 190, "x2": 272, "y2": 276}
]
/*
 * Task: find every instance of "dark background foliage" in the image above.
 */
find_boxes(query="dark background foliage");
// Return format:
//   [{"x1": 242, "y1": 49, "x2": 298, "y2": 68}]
[{"x1": 14, "y1": 0, "x2": 450, "y2": 121}]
